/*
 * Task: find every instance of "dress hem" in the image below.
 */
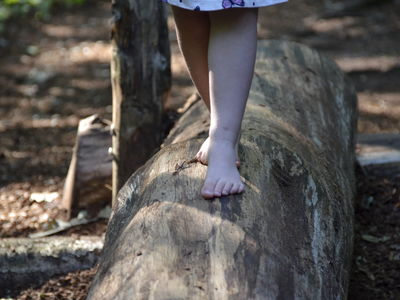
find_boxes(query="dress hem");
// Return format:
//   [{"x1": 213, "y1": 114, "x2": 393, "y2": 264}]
[{"x1": 161, "y1": 0, "x2": 288, "y2": 11}]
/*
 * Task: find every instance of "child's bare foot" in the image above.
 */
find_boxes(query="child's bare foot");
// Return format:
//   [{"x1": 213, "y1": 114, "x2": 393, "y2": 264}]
[
  {"x1": 201, "y1": 139, "x2": 245, "y2": 199},
  {"x1": 195, "y1": 136, "x2": 240, "y2": 167}
]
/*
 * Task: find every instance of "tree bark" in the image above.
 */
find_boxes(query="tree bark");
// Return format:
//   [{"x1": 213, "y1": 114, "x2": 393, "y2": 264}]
[
  {"x1": 110, "y1": 0, "x2": 171, "y2": 204},
  {"x1": 87, "y1": 40, "x2": 358, "y2": 300}
]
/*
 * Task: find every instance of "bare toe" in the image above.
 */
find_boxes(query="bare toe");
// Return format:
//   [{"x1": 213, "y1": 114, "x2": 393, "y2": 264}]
[
  {"x1": 238, "y1": 183, "x2": 245, "y2": 193},
  {"x1": 214, "y1": 180, "x2": 225, "y2": 197},
  {"x1": 231, "y1": 183, "x2": 240, "y2": 194},
  {"x1": 222, "y1": 182, "x2": 233, "y2": 196},
  {"x1": 201, "y1": 180, "x2": 217, "y2": 199}
]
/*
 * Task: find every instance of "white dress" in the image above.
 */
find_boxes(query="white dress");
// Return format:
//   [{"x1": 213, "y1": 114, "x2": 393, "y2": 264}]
[{"x1": 161, "y1": 0, "x2": 288, "y2": 11}]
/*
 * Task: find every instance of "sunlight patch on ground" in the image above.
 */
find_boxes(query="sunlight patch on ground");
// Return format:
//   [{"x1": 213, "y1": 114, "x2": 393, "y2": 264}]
[
  {"x1": 70, "y1": 78, "x2": 110, "y2": 90},
  {"x1": 358, "y1": 92, "x2": 400, "y2": 115},
  {"x1": 35, "y1": 41, "x2": 111, "y2": 66},
  {"x1": 335, "y1": 56, "x2": 400, "y2": 72},
  {"x1": 170, "y1": 42, "x2": 189, "y2": 77},
  {"x1": 357, "y1": 92, "x2": 400, "y2": 133},
  {"x1": 306, "y1": 16, "x2": 361, "y2": 34},
  {"x1": 42, "y1": 24, "x2": 75, "y2": 38}
]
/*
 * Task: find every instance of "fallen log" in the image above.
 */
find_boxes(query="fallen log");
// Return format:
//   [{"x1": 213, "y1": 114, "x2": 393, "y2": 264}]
[
  {"x1": 87, "y1": 39, "x2": 358, "y2": 299},
  {"x1": 356, "y1": 133, "x2": 400, "y2": 178},
  {"x1": 0, "y1": 236, "x2": 103, "y2": 295},
  {"x1": 356, "y1": 133, "x2": 400, "y2": 166}
]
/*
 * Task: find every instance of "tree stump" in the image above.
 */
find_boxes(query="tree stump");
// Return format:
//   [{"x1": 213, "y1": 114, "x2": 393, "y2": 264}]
[
  {"x1": 87, "y1": 40, "x2": 358, "y2": 299},
  {"x1": 62, "y1": 115, "x2": 112, "y2": 220},
  {"x1": 110, "y1": 0, "x2": 171, "y2": 203}
]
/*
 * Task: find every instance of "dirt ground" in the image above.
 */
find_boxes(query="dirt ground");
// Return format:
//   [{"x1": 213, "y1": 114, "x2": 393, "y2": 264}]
[{"x1": 0, "y1": 0, "x2": 399, "y2": 299}]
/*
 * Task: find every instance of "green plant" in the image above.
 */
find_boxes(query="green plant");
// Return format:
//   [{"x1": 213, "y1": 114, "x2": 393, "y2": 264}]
[{"x1": 0, "y1": 0, "x2": 86, "y2": 31}]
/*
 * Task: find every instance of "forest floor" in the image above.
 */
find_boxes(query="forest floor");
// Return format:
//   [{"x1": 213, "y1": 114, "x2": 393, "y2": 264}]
[{"x1": 0, "y1": 0, "x2": 399, "y2": 299}]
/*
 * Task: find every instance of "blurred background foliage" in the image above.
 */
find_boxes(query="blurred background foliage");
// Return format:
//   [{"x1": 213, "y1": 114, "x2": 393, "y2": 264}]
[{"x1": 0, "y1": 0, "x2": 86, "y2": 32}]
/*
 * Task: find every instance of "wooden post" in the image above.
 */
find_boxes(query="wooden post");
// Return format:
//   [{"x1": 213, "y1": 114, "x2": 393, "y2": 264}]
[
  {"x1": 87, "y1": 40, "x2": 358, "y2": 299},
  {"x1": 110, "y1": 0, "x2": 171, "y2": 204}
]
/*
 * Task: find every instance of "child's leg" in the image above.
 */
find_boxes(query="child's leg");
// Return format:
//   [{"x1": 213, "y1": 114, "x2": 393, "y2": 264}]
[
  {"x1": 201, "y1": 7, "x2": 258, "y2": 199},
  {"x1": 171, "y1": 6, "x2": 211, "y2": 109},
  {"x1": 171, "y1": 6, "x2": 240, "y2": 166}
]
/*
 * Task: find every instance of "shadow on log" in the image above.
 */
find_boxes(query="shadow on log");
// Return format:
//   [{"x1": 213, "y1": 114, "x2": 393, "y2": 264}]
[{"x1": 87, "y1": 40, "x2": 358, "y2": 299}]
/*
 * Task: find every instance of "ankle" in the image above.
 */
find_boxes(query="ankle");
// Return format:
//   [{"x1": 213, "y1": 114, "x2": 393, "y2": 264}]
[
  {"x1": 209, "y1": 128, "x2": 237, "y2": 144},
  {"x1": 209, "y1": 135, "x2": 236, "y2": 146}
]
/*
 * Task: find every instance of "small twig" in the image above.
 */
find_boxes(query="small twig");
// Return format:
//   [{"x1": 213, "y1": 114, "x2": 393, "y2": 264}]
[{"x1": 173, "y1": 158, "x2": 198, "y2": 175}]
